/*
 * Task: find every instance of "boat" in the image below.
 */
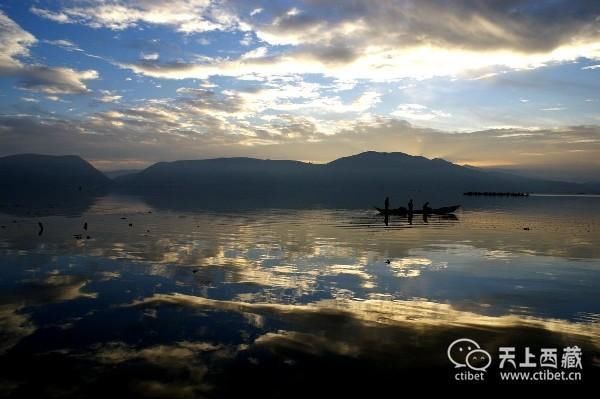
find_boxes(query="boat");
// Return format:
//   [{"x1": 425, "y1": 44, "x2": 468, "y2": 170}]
[{"x1": 375, "y1": 205, "x2": 460, "y2": 215}]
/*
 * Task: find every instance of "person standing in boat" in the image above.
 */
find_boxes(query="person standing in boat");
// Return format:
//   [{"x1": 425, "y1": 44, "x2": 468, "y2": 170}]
[
  {"x1": 408, "y1": 199, "x2": 413, "y2": 214},
  {"x1": 423, "y1": 201, "x2": 431, "y2": 213}
]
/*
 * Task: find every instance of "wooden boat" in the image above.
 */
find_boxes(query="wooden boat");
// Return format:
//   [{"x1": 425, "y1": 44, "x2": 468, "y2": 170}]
[{"x1": 375, "y1": 205, "x2": 460, "y2": 215}]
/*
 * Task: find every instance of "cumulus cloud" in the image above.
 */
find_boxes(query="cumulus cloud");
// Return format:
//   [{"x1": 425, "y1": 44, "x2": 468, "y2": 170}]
[
  {"x1": 18, "y1": 66, "x2": 98, "y2": 94},
  {"x1": 0, "y1": 11, "x2": 98, "y2": 95},
  {"x1": 0, "y1": 10, "x2": 36, "y2": 73}
]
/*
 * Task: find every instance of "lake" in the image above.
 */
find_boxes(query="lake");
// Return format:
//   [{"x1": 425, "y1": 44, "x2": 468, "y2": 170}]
[{"x1": 0, "y1": 194, "x2": 598, "y2": 394}]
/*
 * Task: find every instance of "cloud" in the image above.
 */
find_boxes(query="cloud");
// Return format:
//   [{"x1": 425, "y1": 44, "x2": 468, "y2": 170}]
[
  {"x1": 0, "y1": 11, "x2": 98, "y2": 95},
  {"x1": 140, "y1": 52, "x2": 159, "y2": 61},
  {"x1": 29, "y1": 6, "x2": 72, "y2": 23},
  {"x1": 31, "y1": 0, "x2": 236, "y2": 33},
  {"x1": 391, "y1": 104, "x2": 451, "y2": 121},
  {"x1": 249, "y1": 8, "x2": 263, "y2": 17},
  {"x1": 18, "y1": 66, "x2": 98, "y2": 94},
  {"x1": 43, "y1": 39, "x2": 82, "y2": 51},
  {"x1": 30, "y1": 1, "x2": 600, "y2": 81},
  {"x1": 0, "y1": 10, "x2": 36, "y2": 72},
  {"x1": 97, "y1": 90, "x2": 123, "y2": 103},
  {"x1": 541, "y1": 107, "x2": 566, "y2": 111}
]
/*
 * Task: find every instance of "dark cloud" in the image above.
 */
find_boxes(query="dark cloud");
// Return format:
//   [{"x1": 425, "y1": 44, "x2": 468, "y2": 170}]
[
  {"x1": 17, "y1": 65, "x2": 98, "y2": 94},
  {"x1": 252, "y1": 0, "x2": 600, "y2": 52}
]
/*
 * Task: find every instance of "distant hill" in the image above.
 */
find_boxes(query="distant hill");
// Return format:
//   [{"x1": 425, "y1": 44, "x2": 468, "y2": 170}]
[
  {"x1": 114, "y1": 151, "x2": 594, "y2": 208},
  {"x1": 0, "y1": 154, "x2": 110, "y2": 192}
]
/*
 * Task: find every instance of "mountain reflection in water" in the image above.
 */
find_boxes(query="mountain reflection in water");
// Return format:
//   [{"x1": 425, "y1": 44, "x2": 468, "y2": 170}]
[{"x1": 0, "y1": 194, "x2": 598, "y2": 395}]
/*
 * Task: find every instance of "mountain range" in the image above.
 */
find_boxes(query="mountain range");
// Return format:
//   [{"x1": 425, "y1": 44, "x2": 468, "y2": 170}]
[{"x1": 0, "y1": 152, "x2": 596, "y2": 209}]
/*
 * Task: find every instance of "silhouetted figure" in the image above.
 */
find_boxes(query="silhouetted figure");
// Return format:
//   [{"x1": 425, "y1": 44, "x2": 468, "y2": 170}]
[
  {"x1": 83, "y1": 222, "x2": 88, "y2": 231},
  {"x1": 384, "y1": 213, "x2": 389, "y2": 227},
  {"x1": 384, "y1": 196, "x2": 390, "y2": 212},
  {"x1": 423, "y1": 202, "x2": 431, "y2": 213},
  {"x1": 408, "y1": 199, "x2": 413, "y2": 213},
  {"x1": 38, "y1": 222, "x2": 44, "y2": 236}
]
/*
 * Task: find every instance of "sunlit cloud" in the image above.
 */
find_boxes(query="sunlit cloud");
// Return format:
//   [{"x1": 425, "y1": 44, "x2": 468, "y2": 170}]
[
  {"x1": 391, "y1": 104, "x2": 451, "y2": 121},
  {"x1": 0, "y1": 11, "x2": 98, "y2": 95}
]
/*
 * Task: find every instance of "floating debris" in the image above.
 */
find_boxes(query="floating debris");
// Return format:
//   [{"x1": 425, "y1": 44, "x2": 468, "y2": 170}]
[
  {"x1": 120, "y1": 217, "x2": 127, "y2": 220},
  {"x1": 523, "y1": 227, "x2": 531, "y2": 231},
  {"x1": 38, "y1": 222, "x2": 44, "y2": 236},
  {"x1": 128, "y1": 223, "x2": 133, "y2": 227},
  {"x1": 385, "y1": 259, "x2": 391, "y2": 264}
]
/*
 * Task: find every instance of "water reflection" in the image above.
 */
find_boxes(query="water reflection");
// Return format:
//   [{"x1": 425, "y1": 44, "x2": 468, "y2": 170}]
[{"x1": 0, "y1": 195, "x2": 599, "y2": 394}]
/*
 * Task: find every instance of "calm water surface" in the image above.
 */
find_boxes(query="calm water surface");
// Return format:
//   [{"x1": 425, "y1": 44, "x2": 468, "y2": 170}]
[{"x1": 0, "y1": 195, "x2": 598, "y2": 395}]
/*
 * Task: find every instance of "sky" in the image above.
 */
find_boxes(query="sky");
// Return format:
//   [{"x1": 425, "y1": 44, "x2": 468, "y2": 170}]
[{"x1": 0, "y1": 0, "x2": 599, "y2": 181}]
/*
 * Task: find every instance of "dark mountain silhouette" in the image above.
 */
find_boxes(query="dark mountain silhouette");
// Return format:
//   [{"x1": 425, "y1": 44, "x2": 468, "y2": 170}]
[
  {"x1": 0, "y1": 151, "x2": 595, "y2": 211},
  {"x1": 0, "y1": 154, "x2": 110, "y2": 190},
  {"x1": 113, "y1": 151, "x2": 594, "y2": 209},
  {"x1": 0, "y1": 154, "x2": 110, "y2": 215}
]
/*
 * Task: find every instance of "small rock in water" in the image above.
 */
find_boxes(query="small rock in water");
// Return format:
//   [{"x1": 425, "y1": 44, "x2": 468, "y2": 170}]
[
  {"x1": 128, "y1": 223, "x2": 133, "y2": 227},
  {"x1": 192, "y1": 269, "x2": 199, "y2": 273}
]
